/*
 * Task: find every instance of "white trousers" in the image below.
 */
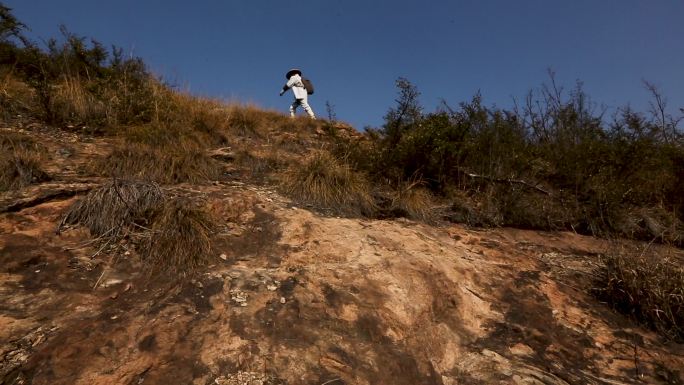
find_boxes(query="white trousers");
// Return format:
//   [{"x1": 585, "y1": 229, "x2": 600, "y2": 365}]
[{"x1": 290, "y1": 97, "x2": 315, "y2": 119}]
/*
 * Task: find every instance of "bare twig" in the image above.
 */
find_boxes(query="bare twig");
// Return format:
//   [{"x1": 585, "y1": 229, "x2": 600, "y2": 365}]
[
  {"x1": 456, "y1": 167, "x2": 551, "y2": 195},
  {"x1": 320, "y1": 379, "x2": 342, "y2": 385}
]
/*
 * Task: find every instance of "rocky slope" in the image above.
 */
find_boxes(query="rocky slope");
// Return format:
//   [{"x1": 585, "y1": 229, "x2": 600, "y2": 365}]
[{"x1": 1, "y1": 126, "x2": 683, "y2": 385}]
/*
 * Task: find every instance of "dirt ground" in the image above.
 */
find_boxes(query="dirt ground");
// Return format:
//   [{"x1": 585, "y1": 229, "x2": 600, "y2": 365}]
[{"x1": 1, "y1": 126, "x2": 684, "y2": 385}]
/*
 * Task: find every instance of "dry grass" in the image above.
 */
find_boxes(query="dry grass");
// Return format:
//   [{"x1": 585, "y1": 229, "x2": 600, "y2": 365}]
[
  {"x1": 234, "y1": 148, "x2": 290, "y2": 182},
  {"x1": 389, "y1": 179, "x2": 438, "y2": 222},
  {"x1": 50, "y1": 77, "x2": 107, "y2": 126},
  {"x1": 59, "y1": 179, "x2": 164, "y2": 236},
  {"x1": 0, "y1": 131, "x2": 50, "y2": 191},
  {"x1": 60, "y1": 181, "x2": 218, "y2": 274},
  {"x1": 146, "y1": 90, "x2": 231, "y2": 145},
  {"x1": 94, "y1": 143, "x2": 223, "y2": 184},
  {"x1": 280, "y1": 150, "x2": 375, "y2": 216},
  {"x1": 141, "y1": 197, "x2": 217, "y2": 274},
  {"x1": 0, "y1": 130, "x2": 41, "y2": 152},
  {"x1": 612, "y1": 207, "x2": 684, "y2": 246},
  {"x1": 0, "y1": 73, "x2": 35, "y2": 123},
  {"x1": 445, "y1": 187, "x2": 503, "y2": 227},
  {"x1": 226, "y1": 104, "x2": 281, "y2": 138},
  {"x1": 0, "y1": 149, "x2": 50, "y2": 191},
  {"x1": 592, "y1": 245, "x2": 684, "y2": 342}
]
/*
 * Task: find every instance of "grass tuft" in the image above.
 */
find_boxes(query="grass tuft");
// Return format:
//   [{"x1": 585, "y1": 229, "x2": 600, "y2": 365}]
[
  {"x1": 0, "y1": 131, "x2": 50, "y2": 191},
  {"x1": 141, "y1": 197, "x2": 217, "y2": 274},
  {"x1": 60, "y1": 179, "x2": 164, "y2": 236},
  {"x1": 390, "y1": 180, "x2": 438, "y2": 222},
  {"x1": 592, "y1": 246, "x2": 684, "y2": 342},
  {"x1": 280, "y1": 150, "x2": 375, "y2": 216},
  {"x1": 0, "y1": 149, "x2": 50, "y2": 191}
]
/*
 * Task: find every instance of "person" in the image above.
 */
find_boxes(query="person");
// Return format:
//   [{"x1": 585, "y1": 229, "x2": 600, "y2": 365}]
[{"x1": 279, "y1": 68, "x2": 316, "y2": 119}]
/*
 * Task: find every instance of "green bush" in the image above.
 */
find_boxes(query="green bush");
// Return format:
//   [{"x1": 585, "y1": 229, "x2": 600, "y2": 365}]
[{"x1": 364, "y1": 77, "x2": 683, "y2": 241}]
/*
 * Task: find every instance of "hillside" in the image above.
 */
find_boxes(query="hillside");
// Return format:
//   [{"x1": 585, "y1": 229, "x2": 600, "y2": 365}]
[
  {"x1": 1, "y1": 118, "x2": 683, "y2": 385},
  {"x1": 1, "y1": 9, "x2": 684, "y2": 384}
]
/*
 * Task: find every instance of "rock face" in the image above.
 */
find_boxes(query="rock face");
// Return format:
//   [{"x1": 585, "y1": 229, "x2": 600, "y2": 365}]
[
  {"x1": 2, "y1": 185, "x2": 683, "y2": 385},
  {"x1": 1, "y1": 125, "x2": 683, "y2": 384}
]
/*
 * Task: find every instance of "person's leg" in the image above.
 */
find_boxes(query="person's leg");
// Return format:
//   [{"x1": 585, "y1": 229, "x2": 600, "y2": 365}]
[
  {"x1": 299, "y1": 97, "x2": 316, "y2": 119},
  {"x1": 289, "y1": 99, "x2": 299, "y2": 117}
]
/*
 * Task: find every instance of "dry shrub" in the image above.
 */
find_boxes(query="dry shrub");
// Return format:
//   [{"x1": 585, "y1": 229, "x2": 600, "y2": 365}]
[
  {"x1": 612, "y1": 207, "x2": 683, "y2": 246},
  {"x1": 50, "y1": 77, "x2": 107, "y2": 125},
  {"x1": 0, "y1": 150, "x2": 50, "y2": 191},
  {"x1": 0, "y1": 131, "x2": 49, "y2": 191},
  {"x1": 389, "y1": 180, "x2": 438, "y2": 222},
  {"x1": 0, "y1": 73, "x2": 35, "y2": 123},
  {"x1": 60, "y1": 179, "x2": 164, "y2": 236},
  {"x1": 498, "y1": 187, "x2": 569, "y2": 230},
  {"x1": 141, "y1": 197, "x2": 217, "y2": 273},
  {"x1": 60, "y1": 181, "x2": 217, "y2": 274},
  {"x1": 95, "y1": 143, "x2": 222, "y2": 184},
  {"x1": 280, "y1": 150, "x2": 375, "y2": 216},
  {"x1": 445, "y1": 187, "x2": 503, "y2": 227},
  {"x1": 592, "y1": 246, "x2": 684, "y2": 342},
  {"x1": 0, "y1": 130, "x2": 39, "y2": 150}
]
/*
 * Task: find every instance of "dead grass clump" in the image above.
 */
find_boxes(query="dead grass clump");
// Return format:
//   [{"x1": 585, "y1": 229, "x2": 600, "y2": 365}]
[
  {"x1": 60, "y1": 179, "x2": 164, "y2": 236},
  {"x1": 592, "y1": 246, "x2": 684, "y2": 342},
  {"x1": 612, "y1": 207, "x2": 684, "y2": 246},
  {"x1": 50, "y1": 77, "x2": 107, "y2": 126},
  {"x1": 60, "y1": 181, "x2": 218, "y2": 274},
  {"x1": 280, "y1": 150, "x2": 375, "y2": 216},
  {"x1": 498, "y1": 188, "x2": 569, "y2": 230},
  {"x1": 141, "y1": 197, "x2": 217, "y2": 273},
  {"x1": 389, "y1": 180, "x2": 438, "y2": 222},
  {"x1": 95, "y1": 143, "x2": 222, "y2": 184},
  {"x1": 0, "y1": 130, "x2": 41, "y2": 151},
  {"x1": 0, "y1": 74, "x2": 35, "y2": 123},
  {"x1": 445, "y1": 187, "x2": 503, "y2": 227},
  {"x1": 0, "y1": 150, "x2": 50, "y2": 191},
  {"x1": 0, "y1": 131, "x2": 49, "y2": 191}
]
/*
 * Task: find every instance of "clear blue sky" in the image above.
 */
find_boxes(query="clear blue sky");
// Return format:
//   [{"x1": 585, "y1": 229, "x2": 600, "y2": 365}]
[{"x1": 5, "y1": 0, "x2": 684, "y2": 129}]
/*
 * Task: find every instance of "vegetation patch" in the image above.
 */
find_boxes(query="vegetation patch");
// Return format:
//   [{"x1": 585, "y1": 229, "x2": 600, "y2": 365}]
[
  {"x1": 141, "y1": 197, "x2": 217, "y2": 274},
  {"x1": 59, "y1": 179, "x2": 164, "y2": 237},
  {"x1": 60, "y1": 180, "x2": 218, "y2": 274},
  {"x1": 0, "y1": 131, "x2": 49, "y2": 191},
  {"x1": 95, "y1": 143, "x2": 222, "y2": 184},
  {"x1": 280, "y1": 150, "x2": 375, "y2": 216},
  {"x1": 592, "y1": 247, "x2": 684, "y2": 342}
]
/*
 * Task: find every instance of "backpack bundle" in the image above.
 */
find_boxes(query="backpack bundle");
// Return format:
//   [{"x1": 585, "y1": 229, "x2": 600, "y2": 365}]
[{"x1": 301, "y1": 77, "x2": 314, "y2": 95}]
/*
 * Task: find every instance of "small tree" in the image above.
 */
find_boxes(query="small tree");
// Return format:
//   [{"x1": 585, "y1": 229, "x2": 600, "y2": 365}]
[
  {"x1": 382, "y1": 77, "x2": 422, "y2": 148},
  {"x1": 0, "y1": 2, "x2": 28, "y2": 46}
]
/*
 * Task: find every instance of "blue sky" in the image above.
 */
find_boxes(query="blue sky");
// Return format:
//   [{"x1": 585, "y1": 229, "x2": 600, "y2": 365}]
[{"x1": 5, "y1": 0, "x2": 684, "y2": 129}]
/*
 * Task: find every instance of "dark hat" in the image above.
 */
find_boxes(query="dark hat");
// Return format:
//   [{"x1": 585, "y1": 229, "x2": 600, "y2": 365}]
[{"x1": 286, "y1": 68, "x2": 302, "y2": 79}]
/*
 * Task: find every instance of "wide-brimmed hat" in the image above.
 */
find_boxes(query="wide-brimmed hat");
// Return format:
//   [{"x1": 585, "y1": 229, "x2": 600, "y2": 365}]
[{"x1": 286, "y1": 68, "x2": 302, "y2": 79}]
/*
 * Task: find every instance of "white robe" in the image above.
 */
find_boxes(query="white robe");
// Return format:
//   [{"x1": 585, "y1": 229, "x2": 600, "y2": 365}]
[{"x1": 284, "y1": 74, "x2": 308, "y2": 99}]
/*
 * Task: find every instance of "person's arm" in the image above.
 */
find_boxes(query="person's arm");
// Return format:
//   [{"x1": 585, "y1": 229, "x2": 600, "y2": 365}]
[{"x1": 280, "y1": 75, "x2": 300, "y2": 95}]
